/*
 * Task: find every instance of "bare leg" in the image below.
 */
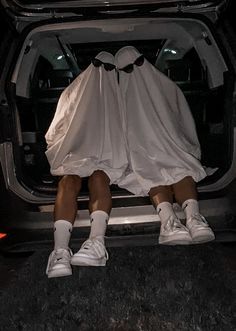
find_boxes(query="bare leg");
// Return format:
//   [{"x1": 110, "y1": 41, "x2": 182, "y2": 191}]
[
  {"x1": 172, "y1": 176, "x2": 200, "y2": 220},
  {"x1": 149, "y1": 185, "x2": 176, "y2": 223},
  {"x1": 149, "y1": 185, "x2": 173, "y2": 208},
  {"x1": 172, "y1": 176, "x2": 197, "y2": 206},
  {"x1": 54, "y1": 175, "x2": 82, "y2": 224},
  {"x1": 88, "y1": 170, "x2": 112, "y2": 214},
  {"x1": 71, "y1": 170, "x2": 111, "y2": 266},
  {"x1": 88, "y1": 170, "x2": 111, "y2": 239},
  {"x1": 46, "y1": 175, "x2": 82, "y2": 278}
]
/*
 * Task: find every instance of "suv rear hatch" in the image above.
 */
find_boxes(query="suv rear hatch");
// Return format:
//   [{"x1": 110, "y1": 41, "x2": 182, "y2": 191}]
[{"x1": 0, "y1": 0, "x2": 234, "y2": 206}]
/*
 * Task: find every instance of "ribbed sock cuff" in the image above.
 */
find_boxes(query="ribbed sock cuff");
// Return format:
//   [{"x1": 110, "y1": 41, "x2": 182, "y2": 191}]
[
  {"x1": 182, "y1": 199, "x2": 199, "y2": 220},
  {"x1": 54, "y1": 220, "x2": 72, "y2": 250},
  {"x1": 89, "y1": 210, "x2": 109, "y2": 239}
]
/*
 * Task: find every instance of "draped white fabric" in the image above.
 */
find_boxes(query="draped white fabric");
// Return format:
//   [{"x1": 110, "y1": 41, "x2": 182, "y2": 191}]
[
  {"x1": 45, "y1": 47, "x2": 207, "y2": 196},
  {"x1": 115, "y1": 46, "x2": 206, "y2": 195},
  {"x1": 45, "y1": 51, "x2": 129, "y2": 184}
]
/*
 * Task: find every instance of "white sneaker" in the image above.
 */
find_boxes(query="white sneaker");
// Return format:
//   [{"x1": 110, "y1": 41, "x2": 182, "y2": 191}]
[
  {"x1": 46, "y1": 248, "x2": 73, "y2": 278},
  {"x1": 71, "y1": 237, "x2": 108, "y2": 266},
  {"x1": 186, "y1": 213, "x2": 215, "y2": 243},
  {"x1": 159, "y1": 216, "x2": 192, "y2": 245}
]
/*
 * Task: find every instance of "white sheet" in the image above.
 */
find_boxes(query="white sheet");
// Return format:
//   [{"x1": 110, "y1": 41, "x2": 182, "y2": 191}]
[
  {"x1": 45, "y1": 47, "x2": 207, "y2": 196},
  {"x1": 45, "y1": 51, "x2": 129, "y2": 184},
  {"x1": 115, "y1": 46, "x2": 207, "y2": 195}
]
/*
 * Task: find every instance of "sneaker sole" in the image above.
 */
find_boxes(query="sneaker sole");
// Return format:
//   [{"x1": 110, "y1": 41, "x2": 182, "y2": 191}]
[
  {"x1": 159, "y1": 238, "x2": 192, "y2": 245},
  {"x1": 47, "y1": 268, "x2": 72, "y2": 278},
  {"x1": 159, "y1": 233, "x2": 192, "y2": 245},
  {"x1": 71, "y1": 255, "x2": 107, "y2": 266},
  {"x1": 192, "y1": 232, "x2": 215, "y2": 244}
]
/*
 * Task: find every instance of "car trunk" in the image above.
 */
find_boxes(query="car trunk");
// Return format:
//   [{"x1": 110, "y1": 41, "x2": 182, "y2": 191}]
[{"x1": 0, "y1": 0, "x2": 234, "y2": 204}]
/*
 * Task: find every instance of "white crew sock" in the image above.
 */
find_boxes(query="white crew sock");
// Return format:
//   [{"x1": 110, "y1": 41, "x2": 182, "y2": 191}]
[
  {"x1": 89, "y1": 210, "x2": 109, "y2": 242},
  {"x1": 156, "y1": 201, "x2": 177, "y2": 224},
  {"x1": 182, "y1": 199, "x2": 199, "y2": 220},
  {"x1": 53, "y1": 220, "x2": 73, "y2": 250}
]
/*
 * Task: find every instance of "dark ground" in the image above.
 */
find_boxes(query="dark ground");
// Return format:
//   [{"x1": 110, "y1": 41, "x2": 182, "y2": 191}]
[
  {"x1": 0, "y1": 2, "x2": 235, "y2": 331},
  {"x1": 0, "y1": 242, "x2": 235, "y2": 331}
]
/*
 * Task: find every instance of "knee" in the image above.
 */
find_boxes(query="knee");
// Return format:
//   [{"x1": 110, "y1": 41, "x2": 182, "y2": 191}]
[
  {"x1": 149, "y1": 185, "x2": 172, "y2": 197},
  {"x1": 88, "y1": 170, "x2": 110, "y2": 189},
  {"x1": 172, "y1": 176, "x2": 196, "y2": 190},
  {"x1": 58, "y1": 175, "x2": 82, "y2": 195}
]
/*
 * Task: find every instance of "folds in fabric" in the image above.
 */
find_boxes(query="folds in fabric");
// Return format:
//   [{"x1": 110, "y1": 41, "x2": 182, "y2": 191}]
[
  {"x1": 45, "y1": 51, "x2": 129, "y2": 184},
  {"x1": 45, "y1": 47, "x2": 207, "y2": 196},
  {"x1": 115, "y1": 46, "x2": 206, "y2": 195}
]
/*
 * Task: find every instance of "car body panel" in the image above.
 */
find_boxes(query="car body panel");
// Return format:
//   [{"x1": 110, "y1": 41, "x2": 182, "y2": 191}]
[
  {"x1": 0, "y1": 0, "x2": 230, "y2": 29},
  {"x1": 0, "y1": 0, "x2": 235, "y2": 237}
]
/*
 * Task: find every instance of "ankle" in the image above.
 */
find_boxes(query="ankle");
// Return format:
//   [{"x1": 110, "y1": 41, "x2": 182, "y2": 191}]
[
  {"x1": 54, "y1": 220, "x2": 72, "y2": 250},
  {"x1": 89, "y1": 210, "x2": 109, "y2": 238},
  {"x1": 89, "y1": 235, "x2": 105, "y2": 244},
  {"x1": 156, "y1": 201, "x2": 177, "y2": 225},
  {"x1": 182, "y1": 199, "x2": 199, "y2": 220}
]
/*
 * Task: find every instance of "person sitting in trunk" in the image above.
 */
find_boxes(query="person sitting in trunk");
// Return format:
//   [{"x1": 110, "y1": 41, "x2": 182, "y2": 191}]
[
  {"x1": 45, "y1": 47, "x2": 214, "y2": 278},
  {"x1": 46, "y1": 171, "x2": 111, "y2": 278},
  {"x1": 45, "y1": 51, "x2": 126, "y2": 278},
  {"x1": 115, "y1": 46, "x2": 215, "y2": 246}
]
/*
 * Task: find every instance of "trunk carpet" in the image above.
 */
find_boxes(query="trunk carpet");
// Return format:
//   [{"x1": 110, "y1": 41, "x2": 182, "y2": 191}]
[{"x1": 0, "y1": 243, "x2": 235, "y2": 331}]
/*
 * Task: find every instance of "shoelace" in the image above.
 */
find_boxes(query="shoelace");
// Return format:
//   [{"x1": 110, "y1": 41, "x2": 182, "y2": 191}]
[
  {"x1": 163, "y1": 216, "x2": 186, "y2": 232},
  {"x1": 81, "y1": 239, "x2": 109, "y2": 260},
  {"x1": 188, "y1": 213, "x2": 209, "y2": 226}
]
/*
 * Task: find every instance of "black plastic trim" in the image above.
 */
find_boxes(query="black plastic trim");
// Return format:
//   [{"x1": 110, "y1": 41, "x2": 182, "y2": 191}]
[
  {"x1": 2, "y1": 10, "x2": 235, "y2": 201},
  {"x1": 2, "y1": 0, "x2": 228, "y2": 16}
]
